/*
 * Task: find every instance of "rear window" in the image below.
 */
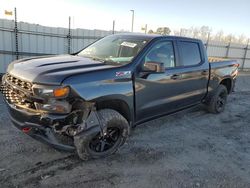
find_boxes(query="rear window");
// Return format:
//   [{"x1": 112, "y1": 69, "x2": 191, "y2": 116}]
[{"x1": 179, "y1": 42, "x2": 201, "y2": 66}]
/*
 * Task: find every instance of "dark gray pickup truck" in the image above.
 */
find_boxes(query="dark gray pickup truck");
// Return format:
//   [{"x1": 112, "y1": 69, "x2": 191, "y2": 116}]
[{"x1": 0, "y1": 34, "x2": 238, "y2": 160}]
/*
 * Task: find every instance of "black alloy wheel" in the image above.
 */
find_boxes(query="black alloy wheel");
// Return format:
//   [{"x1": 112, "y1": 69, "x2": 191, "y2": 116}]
[{"x1": 89, "y1": 127, "x2": 121, "y2": 153}]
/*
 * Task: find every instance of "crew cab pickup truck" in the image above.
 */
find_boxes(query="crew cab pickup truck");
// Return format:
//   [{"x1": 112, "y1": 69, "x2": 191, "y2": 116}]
[{"x1": 0, "y1": 34, "x2": 238, "y2": 160}]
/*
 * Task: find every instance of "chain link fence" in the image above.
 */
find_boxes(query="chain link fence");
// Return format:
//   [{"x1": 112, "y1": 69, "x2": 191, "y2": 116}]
[
  {"x1": 203, "y1": 37, "x2": 249, "y2": 70},
  {"x1": 0, "y1": 19, "x2": 112, "y2": 73},
  {"x1": 0, "y1": 18, "x2": 250, "y2": 73}
]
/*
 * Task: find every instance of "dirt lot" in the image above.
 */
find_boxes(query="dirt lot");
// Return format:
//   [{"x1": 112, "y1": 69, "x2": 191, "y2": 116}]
[{"x1": 0, "y1": 73, "x2": 250, "y2": 188}]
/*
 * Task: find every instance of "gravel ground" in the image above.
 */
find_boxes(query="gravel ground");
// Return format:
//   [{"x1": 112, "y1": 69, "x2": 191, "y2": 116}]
[{"x1": 0, "y1": 72, "x2": 250, "y2": 188}]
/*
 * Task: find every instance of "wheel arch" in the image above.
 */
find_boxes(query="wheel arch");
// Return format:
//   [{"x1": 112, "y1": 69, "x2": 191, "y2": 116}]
[
  {"x1": 220, "y1": 78, "x2": 232, "y2": 93},
  {"x1": 95, "y1": 99, "x2": 134, "y2": 126}
]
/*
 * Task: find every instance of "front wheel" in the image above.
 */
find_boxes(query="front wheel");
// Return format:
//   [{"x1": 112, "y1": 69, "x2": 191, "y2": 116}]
[
  {"x1": 206, "y1": 85, "x2": 228, "y2": 114},
  {"x1": 74, "y1": 109, "x2": 129, "y2": 160}
]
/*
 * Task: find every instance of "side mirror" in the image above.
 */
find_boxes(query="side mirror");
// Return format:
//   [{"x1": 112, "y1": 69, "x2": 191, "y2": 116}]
[{"x1": 142, "y1": 61, "x2": 165, "y2": 73}]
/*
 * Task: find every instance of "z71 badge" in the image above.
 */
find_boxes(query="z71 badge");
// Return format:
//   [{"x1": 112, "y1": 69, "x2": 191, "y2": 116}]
[{"x1": 116, "y1": 71, "x2": 131, "y2": 77}]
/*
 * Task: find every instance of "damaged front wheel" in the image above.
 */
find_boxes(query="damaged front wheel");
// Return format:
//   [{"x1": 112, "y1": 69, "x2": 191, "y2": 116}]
[{"x1": 74, "y1": 109, "x2": 129, "y2": 160}]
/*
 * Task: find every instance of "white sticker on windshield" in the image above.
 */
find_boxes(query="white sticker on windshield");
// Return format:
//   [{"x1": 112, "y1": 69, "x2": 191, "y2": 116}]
[{"x1": 121, "y1": 41, "x2": 137, "y2": 48}]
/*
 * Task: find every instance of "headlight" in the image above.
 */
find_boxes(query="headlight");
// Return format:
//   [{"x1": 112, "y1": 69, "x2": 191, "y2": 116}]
[
  {"x1": 35, "y1": 99, "x2": 72, "y2": 114},
  {"x1": 32, "y1": 85, "x2": 71, "y2": 114},
  {"x1": 33, "y1": 85, "x2": 70, "y2": 98}
]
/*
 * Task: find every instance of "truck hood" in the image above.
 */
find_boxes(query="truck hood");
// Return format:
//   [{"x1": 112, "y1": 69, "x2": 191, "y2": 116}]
[{"x1": 7, "y1": 55, "x2": 114, "y2": 85}]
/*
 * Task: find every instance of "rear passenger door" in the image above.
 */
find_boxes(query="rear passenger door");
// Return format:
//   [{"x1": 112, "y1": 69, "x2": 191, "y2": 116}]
[{"x1": 175, "y1": 40, "x2": 209, "y2": 105}]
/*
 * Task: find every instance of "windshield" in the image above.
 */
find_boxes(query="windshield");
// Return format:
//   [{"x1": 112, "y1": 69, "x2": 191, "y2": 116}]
[{"x1": 78, "y1": 35, "x2": 150, "y2": 65}]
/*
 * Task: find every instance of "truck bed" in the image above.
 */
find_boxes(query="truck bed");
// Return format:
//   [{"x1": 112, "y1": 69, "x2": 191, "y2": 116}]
[{"x1": 207, "y1": 57, "x2": 238, "y2": 94}]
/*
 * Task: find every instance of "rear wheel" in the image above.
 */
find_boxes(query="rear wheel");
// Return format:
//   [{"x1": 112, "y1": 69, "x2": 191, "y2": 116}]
[
  {"x1": 206, "y1": 85, "x2": 228, "y2": 114},
  {"x1": 74, "y1": 109, "x2": 129, "y2": 160}
]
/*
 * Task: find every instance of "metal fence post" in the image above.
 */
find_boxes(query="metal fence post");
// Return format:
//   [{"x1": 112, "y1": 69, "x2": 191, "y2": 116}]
[
  {"x1": 242, "y1": 39, "x2": 249, "y2": 70},
  {"x1": 225, "y1": 37, "x2": 232, "y2": 58},
  {"x1": 14, "y1": 7, "x2": 19, "y2": 60},
  {"x1": 206, "y1": 32, "x2": 210, "y2": 50},
  {"x1": 112, "y1": 20, "x2": 115, "y2": 34},
  {"x1": 67, "y1": 16, "x2": 71, "y2": 54}
]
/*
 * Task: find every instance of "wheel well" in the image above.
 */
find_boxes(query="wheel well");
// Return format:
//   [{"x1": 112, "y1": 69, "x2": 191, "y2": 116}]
[
  {"x1": 220, "y1": 78, "x2": 232, "y2": 93},
  {"x1": 96, "y1": 100, "x2": 131, "y2": 124}
]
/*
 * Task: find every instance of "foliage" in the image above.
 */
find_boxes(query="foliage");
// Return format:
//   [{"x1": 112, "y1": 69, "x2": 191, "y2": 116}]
[
  {"x1": 147, "y1": 27, "x2": 171, "y2": 35},
  {"x1": 172, "y1": 26, "x2": 249, "y2": 44},
  {"x1": 148, "y1": 25, "x2": 248, "y2": 44}
]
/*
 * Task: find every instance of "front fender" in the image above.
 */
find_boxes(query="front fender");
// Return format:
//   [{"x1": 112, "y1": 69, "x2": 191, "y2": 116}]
[{"x1": 63, "y1": 73, "x2": 134, "y2": 113}]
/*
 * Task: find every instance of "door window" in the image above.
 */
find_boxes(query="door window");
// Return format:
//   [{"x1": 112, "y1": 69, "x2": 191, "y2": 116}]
[
  {"x1": 179, "y1": 42, "x2": 201, "y2": 66},
  {"x1": 144, "y1": 41, "x2": 175, "y2": 68}
]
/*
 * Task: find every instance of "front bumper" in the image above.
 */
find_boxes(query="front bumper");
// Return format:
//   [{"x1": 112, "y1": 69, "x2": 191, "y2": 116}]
[
  {"x1": 4, "y1": 100, "x2": 75, "y2": 152},
  {"x1": 0, "y1": 74, "x2": 75, "y2": 152}
]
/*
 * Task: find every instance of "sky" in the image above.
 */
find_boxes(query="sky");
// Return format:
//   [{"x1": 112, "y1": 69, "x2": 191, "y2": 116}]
[{"x1": 0, "y1": 0, "x2": 250, "y2": 37}]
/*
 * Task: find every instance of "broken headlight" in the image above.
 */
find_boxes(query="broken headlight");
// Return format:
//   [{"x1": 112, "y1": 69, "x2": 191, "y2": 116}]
[
  {"x1": 33, "y1": 85, "x2": 72, "y2": 114},
  {"x1": 35, "y1": 99, "x2": 72, "y2": 114}
]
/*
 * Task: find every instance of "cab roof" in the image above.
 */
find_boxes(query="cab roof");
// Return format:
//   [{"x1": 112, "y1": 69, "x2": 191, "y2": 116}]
[{"x1": 113, "y1": 33, "x2": 202, "y2": 42}]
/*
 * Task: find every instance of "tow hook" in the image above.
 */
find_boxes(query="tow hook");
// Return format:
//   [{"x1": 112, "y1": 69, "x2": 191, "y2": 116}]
[{"x1": 22, "y1": 127, "x2": 32, "y2": 133}]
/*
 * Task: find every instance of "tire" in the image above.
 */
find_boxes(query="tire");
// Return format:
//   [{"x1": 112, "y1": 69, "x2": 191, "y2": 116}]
[
  {"x1": 206, "y1": 85, "x2": 228, "y2": 114},
  {"x1": 74, "y1": 109, "x2": 130, "y2": 160}
]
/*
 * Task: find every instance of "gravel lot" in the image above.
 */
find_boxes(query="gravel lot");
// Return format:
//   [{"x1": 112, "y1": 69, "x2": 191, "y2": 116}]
[{"x1": 0, "y1": 72, "x2": 250, "y2": 188}]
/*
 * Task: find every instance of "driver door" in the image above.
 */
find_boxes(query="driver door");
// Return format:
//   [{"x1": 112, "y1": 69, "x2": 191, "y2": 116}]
[{"x1": 135, "y1": 40, "x2": 183, "y2": 123}]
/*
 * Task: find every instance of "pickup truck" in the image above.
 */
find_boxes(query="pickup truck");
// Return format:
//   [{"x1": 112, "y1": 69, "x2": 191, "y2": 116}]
[{"x1": 0, "y1": 34, "x2": 238, "y2": 160}]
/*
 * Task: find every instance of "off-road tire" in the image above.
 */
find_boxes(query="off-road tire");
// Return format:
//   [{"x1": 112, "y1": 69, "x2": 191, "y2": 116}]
[
  {"x1": 74, "y1": 109, "x2": 129, "y2": 160},
  {"x1": 206, "y1": 85, "x2": 228, "y2": 114}
]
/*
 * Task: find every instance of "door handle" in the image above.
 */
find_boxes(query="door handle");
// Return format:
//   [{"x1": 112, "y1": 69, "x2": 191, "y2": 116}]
[{"x1": 170, "y1": 74, "x2": 181, "y2": 80}]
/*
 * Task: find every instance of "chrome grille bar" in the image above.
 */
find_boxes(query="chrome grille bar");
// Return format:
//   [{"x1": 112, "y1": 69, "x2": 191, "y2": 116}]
[{"x1": 5, "y1": 73, "x2": 33, "y2": 92}]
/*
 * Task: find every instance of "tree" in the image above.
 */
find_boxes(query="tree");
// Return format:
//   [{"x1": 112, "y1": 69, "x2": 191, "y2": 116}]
[
  {"x1": 192, "y1": 27, "x2": 200, "y2": 38},
  {"x1": 180, "y1": 28, "x2": 189, "y2": 36},
  {"x1": 156, "y1": 27, "x2": 171, "y2": 35},
  {"x1": 224, "y1": 34, "x2": 237, "y2": 43},
  {"x1": 214, "y1": 30, "x2": 224, "y2": 41},
  {"x1": 148, "y1": 29, "x2": 154, "y2": 34},
  {"x1": 199, "y1": 26, "x2": 212, "y2": 40},
  {"x1": 173, "y1": 30, "x2": 180, "y2": 36},
  {"x1": 147, "y1": 27, "x2": 171, "y2": 35},
  {"x1": 238, "y1": 34, "x2": 247, "y2": 44}
]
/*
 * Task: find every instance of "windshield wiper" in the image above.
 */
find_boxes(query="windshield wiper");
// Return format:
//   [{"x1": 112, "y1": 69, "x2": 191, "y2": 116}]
[
  {"x1": 81, "y1": 56, "x2": 105, "y2": 62},
  {"x1": 82, "y1": 55, "x2": 119, "y2": 65},
  {"x1": 102, "y1": 61, "x2": 120, "y2": 66}
]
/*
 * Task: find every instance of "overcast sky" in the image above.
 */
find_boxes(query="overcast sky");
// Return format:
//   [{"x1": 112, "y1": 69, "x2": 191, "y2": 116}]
[{"x1": 1, "y1": 0, "x2": 250, "y2": 37}]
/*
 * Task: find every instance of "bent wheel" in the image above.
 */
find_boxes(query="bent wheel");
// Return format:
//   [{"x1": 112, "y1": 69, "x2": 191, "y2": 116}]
[
  {"x1": 89, "y1": 127, "x2": 121, "y2": 153},
  {"x1": 74, "y1": 109, "x2": 129, "y2": 160}
]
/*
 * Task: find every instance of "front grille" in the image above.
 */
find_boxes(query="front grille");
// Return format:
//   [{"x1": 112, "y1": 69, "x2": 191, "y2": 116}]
[
  {"x1": 1, "y1": 74, "x2": 36, "y2": 110},
  {"x1": 5, "y1": 73, "x2": 33, "y2": 92}
]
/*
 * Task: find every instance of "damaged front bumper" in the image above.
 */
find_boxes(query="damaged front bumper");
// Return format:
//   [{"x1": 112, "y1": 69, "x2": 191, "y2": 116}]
[
  {"x1": 6, "y1": 102, "x2": 76, "y2": 152},
  {"x1": 0, "y1": 74, "x2": 105, "y2": 152},
  {"x1": 2, "y1": 97, "x2": 105, "y2": 152}
]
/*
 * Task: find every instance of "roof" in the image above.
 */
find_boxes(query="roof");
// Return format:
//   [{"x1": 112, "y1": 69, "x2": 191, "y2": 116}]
[{"x1": 113, "y1": 33, "x2": 201, "y2": 42}]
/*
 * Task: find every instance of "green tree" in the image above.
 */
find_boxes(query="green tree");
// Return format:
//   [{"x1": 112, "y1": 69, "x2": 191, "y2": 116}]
[
  {"x1": 148, "y1": 29, "x2": 154, "y2": 34},
  {"x1": 156, "y1": 27, "x2": 171, "y2": 35}
]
